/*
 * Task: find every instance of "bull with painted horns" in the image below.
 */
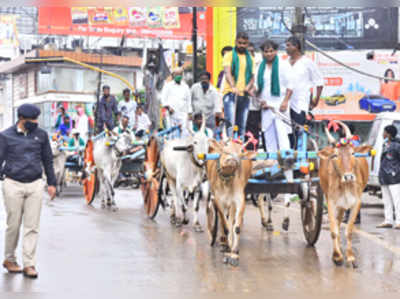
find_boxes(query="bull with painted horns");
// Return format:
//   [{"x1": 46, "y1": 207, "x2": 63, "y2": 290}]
[{"x1": 318, "y1": 121, "x2": 372, "y2": 267}]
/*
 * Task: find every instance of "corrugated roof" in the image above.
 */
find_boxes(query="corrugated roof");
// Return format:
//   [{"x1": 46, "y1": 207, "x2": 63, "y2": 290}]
[
  {"x1": 38, "y1": 50, "x2": 142, "y2": 67},
  {"x1": 0, "y1": 49, "x2": 143, "y2": 74}
]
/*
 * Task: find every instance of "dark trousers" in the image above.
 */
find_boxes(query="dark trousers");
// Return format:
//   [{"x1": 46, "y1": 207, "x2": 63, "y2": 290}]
[
  {"x1": 96, "y1": 120, "x2": 115, "y2": 134},
  {"x1": 289, "y1": 109, "x2": 306, "y2": 149},
  {"x1": 245, "y1": 110, "x2": 261, "y2": 151}
]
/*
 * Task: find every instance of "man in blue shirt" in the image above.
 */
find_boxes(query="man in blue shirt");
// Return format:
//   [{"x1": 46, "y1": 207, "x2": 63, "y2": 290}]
[{"x1": 96, "y1": 85, "x2": 119, "y2": 133}]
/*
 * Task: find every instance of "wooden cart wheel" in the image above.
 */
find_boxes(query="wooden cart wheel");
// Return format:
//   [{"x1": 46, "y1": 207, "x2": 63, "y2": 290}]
[
  {"x1": 83, "y1": 170, "x2": 98, "y2": 205},
  {"x1": 141, "y1": 136, "x2": 161, "y2": 219},
  {"x1": 141, "y1": 176, "x2": 160, "y2": 219},
  {"x1": 82, "y1": 139, "x2": 98, "y2": 205},
  {"x1": 301, "y1": 181, "x2": 324, "y2": 246},
  {"x1": 206, "y1": 193, "x2": 218, "y2": 246}
]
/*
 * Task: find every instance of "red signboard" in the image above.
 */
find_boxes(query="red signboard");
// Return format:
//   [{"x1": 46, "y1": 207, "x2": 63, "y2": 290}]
[{"x1": 38, "y1": 7, "x2": 207, "y2": 39}]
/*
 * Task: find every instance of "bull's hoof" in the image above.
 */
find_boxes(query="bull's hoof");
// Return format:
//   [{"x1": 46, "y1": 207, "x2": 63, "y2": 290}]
[
  {"x1": 223, "y1": 255, "x2": 230, "y2": 264},
  {"x1": 112, "y1": 206, "x2": 118, "y2": 212},
  {"x1": 351, "y1": 261, "x2": 358, "y2": 269},
  {"x1": 261, "y1": 218, "x2": 268, "y2": 228},
  {"x1": 346, "y1": 256, "x2": 357, "y2": 268},
  {"x1": 101, "y1": 201, "x2": 106, "y2": 209},
  {"x1": 193, "y1": 224, "x2": 203, "y2": 233},
  {"x1": 106, "y1": 199, "x2": 112, "y2": 207},
  {"x1": 182, "y1": 218, "x2": 189, "y2": 225},
  {"x1": 229, "y1": 257, "x2": 239, "y2": 267},
  {"x1": 175, "y1": 219, "x2": 183, "y2": 228},
  {"x1": 170, "y1": 215, "x2": 176, "y2": 225},
  {"x1": 220, "y1": 244, "x2": 230, "y2": 253},
  {"x1": 332, "y1": 255, "x2": 344, "y2": 266},
  {"x1": 266, "y1": 222, "x2": 274, "y2": 232},
  {"x1": 282, "y1": 217, "x2": 290, "y2": 231}
]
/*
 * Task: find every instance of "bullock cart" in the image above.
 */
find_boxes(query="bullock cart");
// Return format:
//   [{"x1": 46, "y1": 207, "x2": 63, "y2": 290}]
[
  {"x1": 200, "y1": 127, "x2": 374, "y2": 248},
  {"x1": 139, "y1": 126, "x2": 182, "y2": 219},
  {"x1": 82, "y1": 130, "x2": 151, "y2": 205}
]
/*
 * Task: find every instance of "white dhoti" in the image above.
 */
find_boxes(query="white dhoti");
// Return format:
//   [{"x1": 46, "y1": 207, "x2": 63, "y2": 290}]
[
  {"x1": 166, "y1": 111, "x2": 189, "y2": 138},
  {"x1": 262, "y1": 107, "x2": 294, "y2": 206}
]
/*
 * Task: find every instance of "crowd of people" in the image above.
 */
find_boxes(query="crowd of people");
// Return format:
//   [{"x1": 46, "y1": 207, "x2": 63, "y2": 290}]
[{"x1": 53, "y1": 85, "x2": 151, "y2": 148}]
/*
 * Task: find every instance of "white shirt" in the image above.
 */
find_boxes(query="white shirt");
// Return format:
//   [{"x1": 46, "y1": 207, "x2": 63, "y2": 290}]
[
  {"x1": 134, "y1": 112, "x2": 151, "y2": 132},
  {"x1": 288, "y1": 56, "x2": 324, "y2": 113},
  {"x1": 191, "y1": 82, "x2": 222, "y2": 119},
  {"x1": 256, "y1": 59, "x2": 293, "y2": 131},
  {"x1": 75, "y1": 113, "x2": 89, "y2": 139},
  {"x1": 118, "y1": 100, "x2": 137, "y2": 126},
  {"x1": 161, "y1": 80, "x2": 192, "y2": 119}
]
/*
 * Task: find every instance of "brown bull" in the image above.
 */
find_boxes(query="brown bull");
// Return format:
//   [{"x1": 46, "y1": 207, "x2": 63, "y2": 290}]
[
  {"x1": 318, "y1": 122, "x2": 371, "y2": 267},
  {"x1": 205, "y1": 139, "x2": 255, "y2": 266}
]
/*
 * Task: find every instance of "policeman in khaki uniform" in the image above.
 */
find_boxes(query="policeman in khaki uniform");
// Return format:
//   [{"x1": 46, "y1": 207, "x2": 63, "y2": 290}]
[{"x1": 0, "y1": 104, "x2": 56, "y2": 279}]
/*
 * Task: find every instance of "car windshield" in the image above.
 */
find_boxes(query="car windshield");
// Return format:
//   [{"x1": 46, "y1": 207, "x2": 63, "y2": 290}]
[{"x1": 367, "y1": 95, "x2": 384, "y2": 99}]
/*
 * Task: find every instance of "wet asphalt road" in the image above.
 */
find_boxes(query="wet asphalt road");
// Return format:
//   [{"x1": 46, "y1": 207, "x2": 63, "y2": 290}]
[{"x1": 0, "y1": 184, "x2": 400, "y2": 298}]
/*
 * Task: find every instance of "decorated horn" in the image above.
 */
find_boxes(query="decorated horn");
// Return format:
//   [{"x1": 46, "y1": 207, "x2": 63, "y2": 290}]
[
  {"x1": 324, "y1": 125, "x2": 337, "y2": 145},
  {"x1": 337, "y1": 121, "x2": 353, "y2": 140},
  {"x1": 186, "y1": 117, "x2": 195, "y2": 136},
  {"x1": 200, "y1": 113, "x2": 206, "y2": 133}
]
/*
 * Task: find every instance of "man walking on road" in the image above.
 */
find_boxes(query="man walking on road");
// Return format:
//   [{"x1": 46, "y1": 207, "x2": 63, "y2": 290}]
[
  {"x1": 222, "y1": 32, "x2": 254, "y2": 137},
  {"x1": 0, "y1": 104, "x2": 56, "y2": 279}
]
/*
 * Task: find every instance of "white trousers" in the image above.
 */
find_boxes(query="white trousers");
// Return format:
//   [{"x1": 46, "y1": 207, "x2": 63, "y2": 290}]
[
  {"x1": 2, "y1": 178, "x2": 44, "y2": 267},
  {"x1": 263, "y1": 119, "x2": 293, "y2": 204},
  {"x1": 381, "y1": 184, "x2": 400, "y2": 225},
  {"x1": 165, "y1": 113, "x2": 189, "y2": 138}
]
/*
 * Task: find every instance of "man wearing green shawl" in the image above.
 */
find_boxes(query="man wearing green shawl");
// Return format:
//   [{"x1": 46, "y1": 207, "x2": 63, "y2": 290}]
[
  {"x1": 222, "y1": 32, "x2": 254, "y2": 137},
  {"x1": 254, "y1": 39, "x2": 295, "y2": 231}
]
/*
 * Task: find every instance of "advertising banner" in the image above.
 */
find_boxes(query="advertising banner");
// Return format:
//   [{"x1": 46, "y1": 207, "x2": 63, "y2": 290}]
[
  {"x1": 312, "y1": 50, "x2": 400, "y2": 121},
  {"x1": 237, "y1": 7, "x2": 398, "y2": 49},
  {"x1": 39, "y1": 7, "x2": 206, "y2": 39}
]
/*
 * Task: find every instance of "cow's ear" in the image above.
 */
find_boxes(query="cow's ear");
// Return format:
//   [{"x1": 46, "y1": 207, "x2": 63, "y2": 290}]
[
  {"x1": 209, "y1": 139, "x2": 223, "y2": 153},
  {"x1": 354, "y1": 145, "x2": 373, "y2": 154},
  {"x1": 317, "y1": 147, "x2": 334, "y2": 160}
]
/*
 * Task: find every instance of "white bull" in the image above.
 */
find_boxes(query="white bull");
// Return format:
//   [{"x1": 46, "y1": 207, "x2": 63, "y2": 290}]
[
  {"x1": 50, "y1": 138, "x2": 67, "y2": 197},
  {"x1": 93, "y1": 131, "x2": 132, "y2": 211},
  {"x1": 160, "y1": 118, "x2": 210, "y2": 230}
]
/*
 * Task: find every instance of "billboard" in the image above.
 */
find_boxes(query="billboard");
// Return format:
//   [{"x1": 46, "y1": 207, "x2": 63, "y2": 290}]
[
  {"x1": 237, "y1": 7, "x2": 398, "y2": 50},
  {"x1": 308, "y1": 50, "x2": 400, "y2": 121},
  {"x1": 38, "y1": 7, "x2": 206, "y2": 39}
]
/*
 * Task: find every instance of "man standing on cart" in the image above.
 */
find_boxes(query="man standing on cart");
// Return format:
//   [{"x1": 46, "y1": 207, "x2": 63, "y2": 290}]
[
  {"x1": 96, "y1": 85, "x2": 119, "y2": 133},
  {"x1": 253, "y1": 39, "x2": 295, "y2": 230},
  {"x1": 222, "y1": 32, "x2": 254, "y2": 137},
  {"x1": 285, "y1": 36, "x2": 324, "y2": 148},
  {"x1": 161, "y1": 67, "x2": 192, "y2": 136}
]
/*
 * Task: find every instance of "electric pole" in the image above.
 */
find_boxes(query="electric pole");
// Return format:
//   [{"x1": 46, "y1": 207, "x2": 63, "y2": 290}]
[
  {"x1": 293, "y1": 7, "x2": 306, "y2": 52},
  {"x1": 192, "y1": 7, "x2": 198, "y2": 83}
]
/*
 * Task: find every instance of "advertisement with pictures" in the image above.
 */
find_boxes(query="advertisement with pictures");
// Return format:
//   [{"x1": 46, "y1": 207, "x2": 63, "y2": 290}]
[
  {"x1": 311, "y1": 50, "x2": 400, "y2": 121},
  {"x1": 39, "y1": 7, "x2": 205, "y2": 39}
]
